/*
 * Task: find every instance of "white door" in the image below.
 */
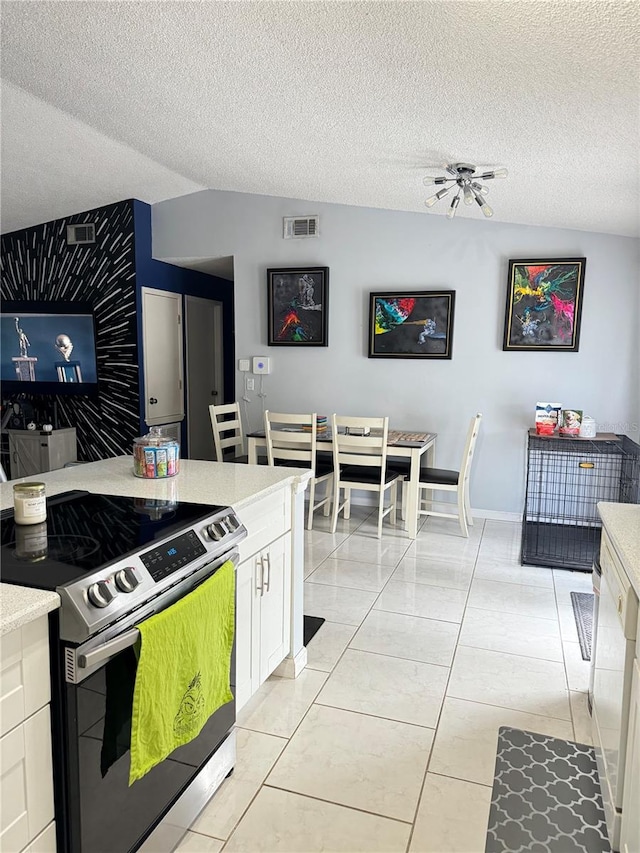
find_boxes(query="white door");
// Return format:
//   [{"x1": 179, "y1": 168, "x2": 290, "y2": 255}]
[
  {"x1": 141, "y1": 288, "x2": 184, "y2": 426},
  {"x1": 185, "y1": 296, "x2": 223, "y2": 460},
  {"x1": 259, "y1": 535, "x2": 291, "y2": 684}
]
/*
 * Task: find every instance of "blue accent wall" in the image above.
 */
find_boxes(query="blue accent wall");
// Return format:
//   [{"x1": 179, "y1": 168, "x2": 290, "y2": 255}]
[{"x1": 132, "y1": 200, "x2": 235, "y2": 451}]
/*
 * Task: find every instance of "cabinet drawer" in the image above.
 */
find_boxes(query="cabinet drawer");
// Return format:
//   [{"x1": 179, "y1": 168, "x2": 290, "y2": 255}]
[
  {"x1": 237, "y1": 489, "x2": 291, "y2": 562},
  {"x1": 1, "y1": 618, "x2": 51, "y2": 737},
  {"x1": 601, "y1": 531, "x2": 638, "y2": 639}
]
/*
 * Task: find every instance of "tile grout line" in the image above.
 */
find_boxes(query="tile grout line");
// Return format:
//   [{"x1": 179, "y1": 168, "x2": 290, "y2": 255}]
[{"x1": 405, "y1": 517, "x2": 485, "y2": 852}]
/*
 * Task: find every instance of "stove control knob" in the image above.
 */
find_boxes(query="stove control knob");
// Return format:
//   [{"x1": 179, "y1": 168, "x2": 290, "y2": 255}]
[
  {"x1": 115, "y1": 567, "x2": 139, "y2": 593},
  {"x1": 206, "y1": 522, "x2": 225, "y2": 541},
  {"x1": 87, "y1": 580, "x2": 114, "y2": 609},
  {"x1": 226, "y1": 514, "x2": 239, "y2": 531}
]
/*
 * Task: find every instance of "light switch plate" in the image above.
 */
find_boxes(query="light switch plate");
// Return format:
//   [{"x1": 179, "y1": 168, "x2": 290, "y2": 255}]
[
  {"x1": 238, "y1": 359, "x2": 251, "y2": 372},
  {"x1": 253, "y1": 356, "x2": 271, "y2": 374}
]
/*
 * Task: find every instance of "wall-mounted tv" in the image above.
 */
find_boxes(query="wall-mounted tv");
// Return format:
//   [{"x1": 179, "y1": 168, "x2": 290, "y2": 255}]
[{"x1": 1, "y1": 301, "x2": 99, "y2": 396}]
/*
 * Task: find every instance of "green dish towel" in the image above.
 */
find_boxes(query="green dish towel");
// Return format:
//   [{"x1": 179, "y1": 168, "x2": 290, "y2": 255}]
[{"x1": 129, "y1": 559, "x2": 235, "y2": 785}]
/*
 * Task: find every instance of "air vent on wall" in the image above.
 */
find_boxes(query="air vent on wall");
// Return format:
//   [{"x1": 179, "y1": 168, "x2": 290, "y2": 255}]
[
  {"x1": 283, "y1": 215, "x2": 319, "y2": 239},
  {"x1": 67, "y1": 223, "x2": 96, "y2": 245}
]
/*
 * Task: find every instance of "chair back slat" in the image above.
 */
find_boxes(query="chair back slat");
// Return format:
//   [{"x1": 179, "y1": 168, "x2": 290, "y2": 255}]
[
  {"x1": 209, "y1": 402, "x2": 245, "y2": 461},
  {"x1": 265, "y1": 411, "x2": 317, "y2": 469},
  {"x1": 331, "y1": 414, "x2": 390, "y2": 482},
  {"x1": 460, "y1": 413, "x2": 483, "y2": 483}
]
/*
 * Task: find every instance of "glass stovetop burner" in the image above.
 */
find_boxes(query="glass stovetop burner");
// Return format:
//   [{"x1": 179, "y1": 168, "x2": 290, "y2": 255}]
[{"x1": 0, "y1": 490, "x2": 224, "y2": 591}]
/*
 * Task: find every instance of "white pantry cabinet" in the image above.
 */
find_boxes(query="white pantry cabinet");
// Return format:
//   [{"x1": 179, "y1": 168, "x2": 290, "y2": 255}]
[
  {"x1": 0, "y1": 616, "x2": 56, "y2": 852},
  {"x1": 235, "y1": 487, "x2": 292, "y2": 711}
]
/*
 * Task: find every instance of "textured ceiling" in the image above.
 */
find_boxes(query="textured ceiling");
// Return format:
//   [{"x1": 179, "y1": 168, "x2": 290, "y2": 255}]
[{"x1": 1, "y1": 1, "x2": 638, "y2": 236}]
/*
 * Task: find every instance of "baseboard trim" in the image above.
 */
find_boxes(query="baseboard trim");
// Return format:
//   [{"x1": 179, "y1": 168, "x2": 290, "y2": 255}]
[
  {"x1": 472, "y1": 508, "x2": 522, "y2": 523},
  {"x1": 273, "y1": 647, "x2": 308, "y2": 679},
  {"x1": 323, "y1": 493, "x2": 522, "y2": 523}
]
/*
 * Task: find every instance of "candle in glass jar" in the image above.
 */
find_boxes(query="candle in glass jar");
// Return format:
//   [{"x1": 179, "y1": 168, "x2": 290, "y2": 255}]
[{"x1": 13, "y1": 482, "x2": 47, "y2": 525}]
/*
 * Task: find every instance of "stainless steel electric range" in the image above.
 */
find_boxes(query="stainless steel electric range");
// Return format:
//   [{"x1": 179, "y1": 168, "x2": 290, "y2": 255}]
[{"x1": 0, "y1": 489, "x2": 247, "y2": 853}]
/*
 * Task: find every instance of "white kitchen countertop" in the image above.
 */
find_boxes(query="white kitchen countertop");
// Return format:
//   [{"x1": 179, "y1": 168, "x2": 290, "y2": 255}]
[
  {"x1": 0, "y1": 456, "x2": 311, "y2": 635},
  {"x1": 598, "y1": 502, "x2": 640, "y2": 597},
  {"x1": 0, "y1": 456, "x2": 311, "y2": 512},
  {"x1": 0, "y1": 584, "x2": 60, "y2": 637}
]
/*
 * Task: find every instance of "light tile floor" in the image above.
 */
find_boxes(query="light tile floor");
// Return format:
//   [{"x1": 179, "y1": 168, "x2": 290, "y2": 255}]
[{"x1": 181, "y1": 510, "x2": 594, "y2": 853}]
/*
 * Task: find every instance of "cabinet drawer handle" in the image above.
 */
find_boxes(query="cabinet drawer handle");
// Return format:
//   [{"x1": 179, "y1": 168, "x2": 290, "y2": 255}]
[
  {"x1": 264, "y1": 553, "x2": 271, "y2": 592},
  {"x1": 617, "y1": 594, "x2": 623, "y2": 615},
  {"x1": 256, "y1": 555, "x2": 264, "y2": 597}
]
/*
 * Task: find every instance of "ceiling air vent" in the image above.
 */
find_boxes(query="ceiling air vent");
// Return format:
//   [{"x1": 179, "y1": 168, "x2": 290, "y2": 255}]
[
  {"x1": 67, "y1": 223, "x2": 96, "y2": 245},
  {"x1": 283, "y1": 215, "x2": 319, "y2": 239}
]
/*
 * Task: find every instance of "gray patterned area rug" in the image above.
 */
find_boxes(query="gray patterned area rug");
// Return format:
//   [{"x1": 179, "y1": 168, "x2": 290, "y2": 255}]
[
  {"x1": 571, "y1": 592, "x2": 594, "y2": 661},
  {"x1": 485, "y1": 727, "x2": 610, "y2": 853}
]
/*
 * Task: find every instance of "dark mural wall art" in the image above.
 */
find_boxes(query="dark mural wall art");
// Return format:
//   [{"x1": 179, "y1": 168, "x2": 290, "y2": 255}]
[
  {"x1": 368, "y1": 290, "x2": 456, "y2": 359},
  {"x1": 0, "y1": 200, "x2": 140, "y2": 461}
]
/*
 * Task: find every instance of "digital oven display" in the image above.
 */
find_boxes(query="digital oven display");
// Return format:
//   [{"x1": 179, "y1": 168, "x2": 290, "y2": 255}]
[{"x1": 140, "y1": 530, "x2": 207, "y2": 582}]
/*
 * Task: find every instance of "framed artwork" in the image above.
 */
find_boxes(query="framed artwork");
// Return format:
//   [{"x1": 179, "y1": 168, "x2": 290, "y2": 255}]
[
  {"x1": 503, "y1": 258, "x2": 586, "y2": 351},
  {"x1": 368, "y1": 290, "x2": 455, "y2": 359},
  {"x1": 267, "y1": 267, "x2": 329, "y2": 346}
]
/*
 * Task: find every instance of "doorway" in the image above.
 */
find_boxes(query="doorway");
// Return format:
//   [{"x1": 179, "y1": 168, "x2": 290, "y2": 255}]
[{"x1": 185, "y1": 296, "x2": 224, "y2": 460}]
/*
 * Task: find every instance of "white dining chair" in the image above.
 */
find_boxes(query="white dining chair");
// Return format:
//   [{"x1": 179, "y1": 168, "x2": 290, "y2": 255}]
[
  {"x1": 416, "y1": 413, "x2": 482, "y2": 537},
  {"x1": 264, "y1": 411, "x2": 333, "y2": 530},
  {"x1": 330, "y1": 414, "x2": 404, "y2": 539},
  {"x1": 209, "y1": 402, "x2": 249, "y2": 463}
]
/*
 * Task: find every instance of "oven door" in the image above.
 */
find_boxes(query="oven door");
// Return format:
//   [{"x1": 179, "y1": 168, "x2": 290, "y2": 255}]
[{"x1": 50, "y1": 551, "x2": 237, "y2": 853}]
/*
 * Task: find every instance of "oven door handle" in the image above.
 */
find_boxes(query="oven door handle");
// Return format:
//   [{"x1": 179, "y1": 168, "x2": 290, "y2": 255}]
[
  {"x1": 74, "y1": 549, "x2": 239, "y2": 676},
  {"x1": 78, "y1": 627, "x2": 139, "y2": 670}
]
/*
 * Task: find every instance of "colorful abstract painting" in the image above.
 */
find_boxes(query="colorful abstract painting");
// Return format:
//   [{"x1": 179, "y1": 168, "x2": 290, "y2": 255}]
[
  {"x1": 267, "y1": 267, "x2": 329, "y2": 346},
  {"x1": 368, "y1": 291, "x2": 455, "y2": 359},
  {"x1": 503, "y1": 258, "x2": 586, "y2": 351}
]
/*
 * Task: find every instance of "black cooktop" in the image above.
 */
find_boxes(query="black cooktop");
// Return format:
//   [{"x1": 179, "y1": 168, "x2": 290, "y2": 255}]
[{"x1": 0, "y1": 490, "x2": 223, "y2": 591}]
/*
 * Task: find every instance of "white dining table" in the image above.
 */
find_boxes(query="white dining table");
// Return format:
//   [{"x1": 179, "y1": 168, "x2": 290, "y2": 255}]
[{"x1": 247, "y1": 429, "x2": 437, "y2": 539}]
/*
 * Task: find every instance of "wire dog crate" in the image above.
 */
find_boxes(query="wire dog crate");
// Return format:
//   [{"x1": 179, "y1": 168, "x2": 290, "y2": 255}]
[{"x1": 522, "y1": 432, "x2": 640, "y2": 571}]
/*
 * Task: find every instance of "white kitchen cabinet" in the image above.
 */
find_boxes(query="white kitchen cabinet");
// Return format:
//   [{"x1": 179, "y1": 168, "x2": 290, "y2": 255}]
[
  {"x1": 235, "y1": 534, "x2": 291, "y2": 712},
  {"x1": 0, "y1": 616, "x2": 55, "y2": 853},
  {"x1": 234, "y1": 486, "x2": 293, "y2": 712},
  {"x1": 141, "y1": 287, "x2": 184, "y2": 426},
  {"x1": 620, "y1": 658, "x2": 640, "y2": 853},
  {"x1": 7, "y1": 429, "x2": 77, "y2": 479}
]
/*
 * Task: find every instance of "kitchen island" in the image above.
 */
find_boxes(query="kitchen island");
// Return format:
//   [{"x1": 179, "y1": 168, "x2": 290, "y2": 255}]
[
  {"x1": 1, "y1": 456, "x2": 311, "y2": 853},
  {"x1": 1, "y1": 455, "x2": 312, "y2": 686}
]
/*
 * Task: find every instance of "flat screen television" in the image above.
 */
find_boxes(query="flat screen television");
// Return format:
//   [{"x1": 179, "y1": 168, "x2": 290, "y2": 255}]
[{"x1": 1, "y1": 301, "x2": 99, "y2": 396}]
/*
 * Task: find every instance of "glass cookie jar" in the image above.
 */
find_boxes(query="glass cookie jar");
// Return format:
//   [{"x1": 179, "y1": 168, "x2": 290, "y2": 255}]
[{"x1": 133, "y1": 427, "x2": 180, "y2": 478}]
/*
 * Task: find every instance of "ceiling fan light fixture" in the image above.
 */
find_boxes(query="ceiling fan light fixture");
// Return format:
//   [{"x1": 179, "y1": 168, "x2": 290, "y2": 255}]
[{"x1": 422, "y1": 162, "x2": 506, "y2": 219}]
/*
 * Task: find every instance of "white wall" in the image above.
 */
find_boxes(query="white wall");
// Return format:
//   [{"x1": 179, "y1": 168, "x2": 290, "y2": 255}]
[{"x1": 152, "y1": 189, "x2": 640, "y2": 515}]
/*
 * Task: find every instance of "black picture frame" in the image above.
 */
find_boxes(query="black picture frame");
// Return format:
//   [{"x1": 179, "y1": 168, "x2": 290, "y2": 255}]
[
  {"x1": 503, "y1": 258, "x2": 586, "y2": 351},
  {"x1": 267, "y1": 267, "x2": 329, "y2": 347},
  {"x1": 368, "y1": 290, "x2": 455, "y2": 359}
]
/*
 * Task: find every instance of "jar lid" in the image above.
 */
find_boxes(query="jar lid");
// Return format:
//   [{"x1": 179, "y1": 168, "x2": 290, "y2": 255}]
[
  {"x1": 13, "y1": 481, "x2": 46, "y2": 492},
  {"x1": 133, "y1": 426, "x2": 179, "y2": 447}
]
